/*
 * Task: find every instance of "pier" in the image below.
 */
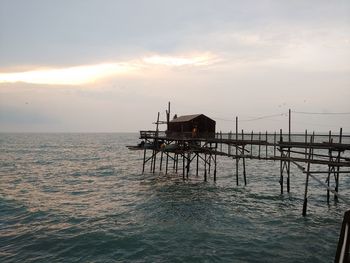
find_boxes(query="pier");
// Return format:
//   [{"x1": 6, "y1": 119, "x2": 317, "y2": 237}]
[{"x1": 130, "y1": 103, "x2": 350, "y2": 216}]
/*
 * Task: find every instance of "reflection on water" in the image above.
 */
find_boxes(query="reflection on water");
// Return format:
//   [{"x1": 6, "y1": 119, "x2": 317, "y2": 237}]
[{"x1": 0, "y1": 133, "x2": 349, "y2": 262}]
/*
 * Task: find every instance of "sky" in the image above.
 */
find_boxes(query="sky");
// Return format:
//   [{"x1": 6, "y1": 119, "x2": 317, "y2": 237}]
[{"x1": 0, "y1": 0, "x2": 349, "y2": 133}]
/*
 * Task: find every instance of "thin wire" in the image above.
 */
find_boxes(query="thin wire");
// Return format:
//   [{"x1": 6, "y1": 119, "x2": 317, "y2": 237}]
[
  {"x1": 214, "y1": 112, "x2": 288, "y2": 122},
  {"x1": 240, "y1": 113, "x2": 287, "y2": 122},
  {"x1": 292, "y1": 121, "x2": 350, "y2": 129},
  {"x1": 292, "y1": 111, "x2": 350, "y2": 115},
  {"x1": 214, "y1": 117, "x2": 235, "y2": 122},
  {"x1": 214, "y1": 110, "x2": 350, "y2": 124}
]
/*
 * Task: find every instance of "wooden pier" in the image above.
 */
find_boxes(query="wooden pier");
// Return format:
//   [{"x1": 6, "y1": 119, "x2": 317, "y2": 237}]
[{"x1": 131, "y1": 104, "x2": 350, "y2": 216}]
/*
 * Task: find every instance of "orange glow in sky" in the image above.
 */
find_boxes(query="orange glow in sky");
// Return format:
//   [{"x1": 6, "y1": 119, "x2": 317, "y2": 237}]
[
  {"x1": 0, "y1": 53, "x2": 215, "y2": 86},
  {"x1": 0, "y1": 63, "x2": 136, "y2": 85}
]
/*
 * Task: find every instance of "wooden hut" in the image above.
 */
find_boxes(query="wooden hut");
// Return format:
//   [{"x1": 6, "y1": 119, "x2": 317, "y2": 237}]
[{"x1": 167, "y1": 114, "x2": 216, "y2": 138}]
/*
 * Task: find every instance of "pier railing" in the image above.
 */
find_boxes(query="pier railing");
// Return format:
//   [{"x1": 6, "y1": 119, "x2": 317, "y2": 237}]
[
  {"x1": 140, "y1": 130, "x2": 166, "y2": 138},
  {"x1": 140, "y1": 131, "x2": 350, "y2": 150},
  {"x1": 140, "y1": 130, "x2": 216, "y2": 139}
]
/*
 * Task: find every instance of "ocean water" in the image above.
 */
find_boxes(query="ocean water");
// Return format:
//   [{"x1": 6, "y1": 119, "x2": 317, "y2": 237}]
[{"x1": 0, "y1": 133, "x2": 349, "y2": 262}]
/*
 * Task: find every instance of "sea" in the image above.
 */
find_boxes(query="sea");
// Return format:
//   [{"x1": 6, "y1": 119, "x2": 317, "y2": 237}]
[{"x1": 0, "y1": 133, "x2": 349, "y2": 262}]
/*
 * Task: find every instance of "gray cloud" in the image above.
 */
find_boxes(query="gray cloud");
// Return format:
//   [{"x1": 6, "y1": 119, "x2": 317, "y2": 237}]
[
  {"x1": 1, "y1": 0, "x2": 349, "y2": 67},
  {"x1": 0, "y1": 0, "x2": 349, "y2": 132}
]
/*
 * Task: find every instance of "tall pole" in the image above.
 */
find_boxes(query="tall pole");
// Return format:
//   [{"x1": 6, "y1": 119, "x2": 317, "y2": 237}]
[
  {"x1": 196, "y1": 152, "x2": 199, "y2": 176},
  {"x1": 303, "y1": 133, "x2": 314, "y2": 216},
  {"x1": 183, "y1": 153, "x2": 185, "y2": 180},
  {"x1": 165, "y1": 152, "x2": 169, "y2": 174},
  {"x1": 166, "y1": 102, "x2": 170, "y2": 131},
  {"x1": 327, "y1": 130, "x2": 331, "y2": 203},
  {"x1": 152, "y1": 112, "x2": 160, "y2": 173},
  {"x1": 204, "y1": 153, "x2": 207, "y2": 182},
  {"x1": 142, "y1": 144, "x2": 147, "y2": 174},
  {"x1": 288, "y1": 109, "x2": 291, "y2": 142},
  {"x1": 335, "y1": 128, "x2": 343, "y2": 201},
  {"x1": 287, "y1": 109, "x2": 291, "y2": 192},
  {"x1": 214, "y1": 144, "x2": 217, "y2": 182},
  {"x1": 235, "y1": 116, "x2": 239, "y2": 186},
  {"x1": 242, "y1": 129, "x2": 247, "y2": 186},
  {"x1": 279, "y1": 129, "x2": 283, "y2": 194}
]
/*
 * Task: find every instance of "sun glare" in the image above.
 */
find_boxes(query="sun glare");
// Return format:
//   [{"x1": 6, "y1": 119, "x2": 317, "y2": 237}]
[
  {"x1": 0, "y1": 53, "x2": 215, "y2": 86},
  {"x1": 0, "y1": 63, "x2": 136, "y2": 85}
]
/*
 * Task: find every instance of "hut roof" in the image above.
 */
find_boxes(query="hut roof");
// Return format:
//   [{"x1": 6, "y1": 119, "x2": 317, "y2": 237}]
[{"x1": 170, "y1": 114, "x2": 202, "y2": 123}]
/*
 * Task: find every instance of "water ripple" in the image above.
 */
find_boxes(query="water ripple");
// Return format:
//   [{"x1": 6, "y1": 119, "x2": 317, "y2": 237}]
[{"x1": 0, "y1": 133, "x2": 349, "y2": 262}]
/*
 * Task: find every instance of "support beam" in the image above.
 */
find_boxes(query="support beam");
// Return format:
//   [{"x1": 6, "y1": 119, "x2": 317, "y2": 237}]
[
  {"x1": 196, "y1": 152, "x2": 199, "y2": 176},
  {"x1": 279, "y1": 129, "x2": 283, "y2": 195},
  {"x1": 214, "y1": 144, "x2": 217, "y2": 182},
  {"x1": 235, "y1": 116, "x2": 239, "y2": 185},
  {"x1": 186, "y1": 152, "x2": 191, "y2": 179},
  {"x1": 327, "y1": 130, "x2": 332, "y2": 203},
  {"x1": 335, "y1": 128, "x2": 343, "y2": 201},
  {"x1": 142, "y1": 144, "x2": 147, "y2": 174},
  {"x1": 165, "y1": 151, "x2": 169, "y2": 174},
  {"x1": 182, "y1": 153, "x2": 185, "y2": 180},
  {"x1": 160, "y1": 150, "x2": 164, "y2": 171},
  {"x1": 303, "y1": 133, "x2": 314, "y2": 216},
  {"x1": 204, "y1": 153, "x2": 207, "y2": 182}
]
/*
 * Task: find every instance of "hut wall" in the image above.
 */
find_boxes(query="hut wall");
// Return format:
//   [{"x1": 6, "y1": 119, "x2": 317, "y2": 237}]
[{"x1": 167, "y1": 115, "x2": 215, "y2": 138}]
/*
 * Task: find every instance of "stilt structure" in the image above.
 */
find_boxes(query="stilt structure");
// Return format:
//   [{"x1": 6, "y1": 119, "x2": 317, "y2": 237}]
[{"x1": 129, "y1": 103, "x2": 350, "y2": 216}]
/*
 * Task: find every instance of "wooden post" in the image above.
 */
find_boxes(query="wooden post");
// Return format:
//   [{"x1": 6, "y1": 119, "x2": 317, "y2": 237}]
[
  {"x1": 243, "y1": 156, "x2": 246, "y2": 186},
  {"x1": 142, "y1": 144, "x2": 147, "y2": 174},
  {"x1": 196, "y1": 153, "x2": 199, "y2": 176},
  {"x1": 335, "y1": 211, "x2": 350, "y2": 263},
  {"x1": 165, "y1": 152, "x2": 169, "y2": 174},
  {"x1": 182, "y1": 153, "x2": 185, "y2": 180},
  {"x1": 228, "y1": 131, "x2": 232, "y2": 155},
  {"x1": 166, "y1": 102, "x2": 171, "y2": 131},
  {"x1": 335, "y1": 128, "x2": 343, "y2": 201},
  {"x1": 204, "y1": 153, "x2": 207, "y2": 182},
  {"x1": 152, "y1": 151, "x2": 157, "y2": 173},
  {"x1": 214, "y1": 144, "x2": 217, "y2": 182},
  {"x1": 327, "y1": 130, "x2": 331, "y2": 203},
  {"x1": 302, "y1": 134, "x2": 314, "y2": 216},
  {"x1": 150, "y1": 151, "x2": 154, "y2": 172},
  {"x1": 287, "y1": 109, "x2": 291, "y2": 193},
  {"x1": 265, "y1": 131, "x2": 268, "y2": 159},
  {"x1": 258, "y1": 132, "x2": 261, "y2": 159},
  {"x1": 186, "y1": 152, "x2": 191, "y2": 179},
  {"x1": 287, "y1": 155, "x2": 290, "y2": 193},
  {"x1": 160, "y1": 150, "x2": 164, "y2": 171},
  {"x1": 288, "y1": 109, "x2": 291, "y2": 142},
  {"x1": 175, "y1": 154, "x2": 178, "y2": 173},
  {"x1": 208, "y1": 143, "x2": 211, "y2": 174},
  {"x1": 152, "y1": 112, "x2": 160, "y2": 173},
  {"x1": 280, "y1": 129, "x2": 283, "y2": 195},
  {"x1": 304, "y1": 130, "x2": 308, "y2": 159},
  {"x1": 235, "y1": 116, "x2": 239, "y2": 185},
  {"x1": 273, "y1": 131, "x2": 276, "y2": 158},
  {"x1": 242, "y1": 129, "x2": 247, "y2": 185},
  {"x1": 220, "y1": 132, "x2": 223, "y2": 152},
  {"x1": 250, "y1": 131, "x2": 253, "y2": 155}
]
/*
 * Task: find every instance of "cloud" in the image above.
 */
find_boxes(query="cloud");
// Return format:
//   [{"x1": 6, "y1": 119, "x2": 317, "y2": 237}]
[
  {"x1": 0, "y1": 63, "x2": 137, "y2": 85},
  {"x1": 142, "y1": 53, "x2": 214, "y2": 66},
  {"x1": 0, "y1": 1, "x2": 349, "y2": 132},
  {"x1": 0, "y1": 53, "x2": 216, "y2": 85}
]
